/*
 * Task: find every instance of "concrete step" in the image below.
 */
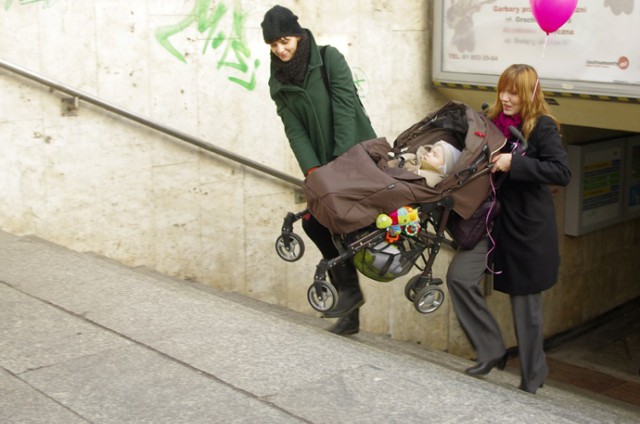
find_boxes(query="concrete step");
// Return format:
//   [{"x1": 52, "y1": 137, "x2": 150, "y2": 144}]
[{"x1": 1, "y1": 230, "x2": 638, "y2": 423}]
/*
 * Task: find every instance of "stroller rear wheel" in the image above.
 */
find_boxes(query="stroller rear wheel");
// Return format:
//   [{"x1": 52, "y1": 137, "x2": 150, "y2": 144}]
[
  {"x1": 307, "y1": 280, "x2": 338, "y2": 313},
  {"x1": 414, "y1": 286, "x2": 445, "y2": 314},
  {"x1": 275, "y1": 233, "x2": 305, "y2": 262}
]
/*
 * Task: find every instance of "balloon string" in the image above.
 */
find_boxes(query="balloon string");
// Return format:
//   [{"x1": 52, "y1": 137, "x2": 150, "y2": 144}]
[
  {"x1": 532, "y1": 79, "x2": 540, "y2": 102},
  {"x1": 541, "y1": 33, "x2": 550, "y2": 59},
  {"x1": 485, "y1": 174, "x2": 501, "y2": 275},
  {"x1": 532, "y1": 33, "x2": 550, "y2": 101}
]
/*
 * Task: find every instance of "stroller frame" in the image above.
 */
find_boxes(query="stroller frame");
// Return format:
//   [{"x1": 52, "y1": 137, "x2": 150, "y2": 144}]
[{"x1": 276, "y1": 197, "x2": 458, "y2": 315}]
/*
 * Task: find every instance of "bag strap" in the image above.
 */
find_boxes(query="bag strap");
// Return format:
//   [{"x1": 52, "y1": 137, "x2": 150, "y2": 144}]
[
  {"x1": 320, "y1": 45, "x2": 366, "y2": 109},
  {"x1": 319, "y1": 45, "x2": 331, "y2": 98}
]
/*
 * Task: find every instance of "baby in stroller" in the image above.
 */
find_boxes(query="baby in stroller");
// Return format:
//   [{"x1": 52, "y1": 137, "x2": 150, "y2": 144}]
[
  {"x1": 276, "y1": 101, "x2": 508, "y2": 316},
  {"x1": 388, "y1": 140, "x2": 462, "y2": 187}
]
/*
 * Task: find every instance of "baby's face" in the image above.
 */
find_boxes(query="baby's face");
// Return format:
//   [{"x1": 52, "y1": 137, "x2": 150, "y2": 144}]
[{"x1": 419, "y1": 145, "x2": 445, "y2": 168}]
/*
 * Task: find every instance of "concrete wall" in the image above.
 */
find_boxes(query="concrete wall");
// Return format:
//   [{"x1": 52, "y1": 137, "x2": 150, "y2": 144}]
[{"x1": 1, "y1": 0, "x2": 638, "y2": 359}]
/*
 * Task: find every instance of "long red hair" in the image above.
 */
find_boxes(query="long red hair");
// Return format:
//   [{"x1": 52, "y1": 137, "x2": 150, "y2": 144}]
[{"x1": 485, "y1": 64, "x2": 559, "y2": 139}]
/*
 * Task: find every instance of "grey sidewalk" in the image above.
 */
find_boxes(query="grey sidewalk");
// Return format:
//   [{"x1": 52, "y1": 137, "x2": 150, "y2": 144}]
[{"x1": 1, "y1": 230, "x2": 638, "y2": 424}]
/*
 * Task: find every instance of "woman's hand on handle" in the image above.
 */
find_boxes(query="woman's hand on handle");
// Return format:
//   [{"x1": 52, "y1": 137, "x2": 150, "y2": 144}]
[{"x1": 491, "y1": 153, "x2": 512, "y2": 174}]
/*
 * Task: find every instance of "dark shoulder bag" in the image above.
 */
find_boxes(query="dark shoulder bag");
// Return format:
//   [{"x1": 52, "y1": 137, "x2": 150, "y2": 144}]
[{"x1": 446, "y1": 198, "x2": 501, "y2": 250}]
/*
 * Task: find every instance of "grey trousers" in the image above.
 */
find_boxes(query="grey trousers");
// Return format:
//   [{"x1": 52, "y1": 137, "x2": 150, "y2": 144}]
[
  {"x1": 447, "y1": 238, "x2": 548, "y2": 391},
  {"x1": 511, "y1": 293, "x2": 548, "y2": 392}
]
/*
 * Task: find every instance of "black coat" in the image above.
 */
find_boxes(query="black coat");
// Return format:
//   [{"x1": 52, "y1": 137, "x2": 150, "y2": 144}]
[{"x1": 492, "y1": 116, "x2": 571, "y2": 295}]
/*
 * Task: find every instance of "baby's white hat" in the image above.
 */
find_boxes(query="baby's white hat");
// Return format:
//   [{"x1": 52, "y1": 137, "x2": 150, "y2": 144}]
[
  {"x1": 416, "y1": 141, "x2": 462, "y2": 175},
  {"x1": 436, "y1": 141, "x2": 462, "y2": 174}
]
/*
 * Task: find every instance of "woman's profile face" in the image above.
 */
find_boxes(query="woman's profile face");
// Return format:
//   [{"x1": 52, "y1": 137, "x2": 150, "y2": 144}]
[
  {"x1": 499, "y1": 87, "x2": 522, "y2": 116},
  {"x1": 269, "y1": 36, "x2": 300, "y2": 62}
]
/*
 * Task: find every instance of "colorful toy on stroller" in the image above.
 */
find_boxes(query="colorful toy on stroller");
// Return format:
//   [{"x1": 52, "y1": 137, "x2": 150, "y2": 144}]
[{"x1": 275, "y1": 101, "x2": 517, "y2": 315}]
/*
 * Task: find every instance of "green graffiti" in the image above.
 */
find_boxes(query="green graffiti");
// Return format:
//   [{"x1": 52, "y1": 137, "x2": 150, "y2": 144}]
[
  {"x1": 352, "y1": 67, "x2": 369, "y2": 98},
  {"x1": 155, "y1": 2, "x2": 227, "y2": 62},
  {"x1": 215, "y1": 8, "x2": 259, "y2": 90},
  {"x1": 155, "y1": 0, "x2": 260, "y2": 91},
  {"x1": 4, "y1": 0, "x2": 56, "y2": 10}
]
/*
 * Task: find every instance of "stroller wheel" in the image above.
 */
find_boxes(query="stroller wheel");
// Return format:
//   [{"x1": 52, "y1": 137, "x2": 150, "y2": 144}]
[
  {"x1": 307, "y1": 280, "x2": 338, "y2": 313},
  {"x1": 414, "y1": 286, "x2": 445, "y2": 314},
  {"x1": 275, "y1": 233, "x2": 305, "y2": 262},
  {"x1": 404, "y1": 274, "x2": 427, "y2": 302}
]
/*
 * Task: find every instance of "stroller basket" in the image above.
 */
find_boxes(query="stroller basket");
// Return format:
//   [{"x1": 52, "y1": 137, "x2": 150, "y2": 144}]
[{"x1": 353, "y1": 230, "x2": 427, "y2": 283}]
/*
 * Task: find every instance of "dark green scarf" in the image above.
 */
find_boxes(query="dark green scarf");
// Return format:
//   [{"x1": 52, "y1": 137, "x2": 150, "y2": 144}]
[{"x1": 271, "y1": 31, "x2": 311, "y2": 86}]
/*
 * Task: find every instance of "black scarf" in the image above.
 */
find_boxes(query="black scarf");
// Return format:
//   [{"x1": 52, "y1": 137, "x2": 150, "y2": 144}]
[{"x1": 271, "y1": 31, "x2": 311, "y2": 86}]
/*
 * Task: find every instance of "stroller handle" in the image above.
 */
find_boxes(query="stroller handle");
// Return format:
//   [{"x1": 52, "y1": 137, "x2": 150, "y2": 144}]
[{"x1": 508, "y1": 125, "x2": 528, "y2": 153}]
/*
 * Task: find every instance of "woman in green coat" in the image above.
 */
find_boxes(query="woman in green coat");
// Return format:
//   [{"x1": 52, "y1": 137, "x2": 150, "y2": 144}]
[{"x1": 262, "y1": 5, "x2": 377, "y2": 335}]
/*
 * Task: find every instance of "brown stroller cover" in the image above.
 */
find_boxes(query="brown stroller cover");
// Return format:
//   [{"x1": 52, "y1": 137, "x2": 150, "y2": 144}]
[{"x1": 303, "y1": 101, "x2": 506, "y2": 235}]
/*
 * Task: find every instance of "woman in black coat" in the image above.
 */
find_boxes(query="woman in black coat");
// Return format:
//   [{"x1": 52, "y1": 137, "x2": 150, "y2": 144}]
[{"x1": 447, "y1": 64, "x2": 571, "y2": 393}]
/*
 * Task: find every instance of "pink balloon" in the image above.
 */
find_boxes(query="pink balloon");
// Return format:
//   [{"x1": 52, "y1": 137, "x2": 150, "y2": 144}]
[{"x1": 529, "y1": 0, "x2": 578, "y2": 34}]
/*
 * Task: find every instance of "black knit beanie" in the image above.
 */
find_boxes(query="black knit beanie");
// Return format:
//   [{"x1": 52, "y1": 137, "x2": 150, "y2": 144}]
[{"x1": 261, "y1": 5, "x2": 304, "y2": 43}]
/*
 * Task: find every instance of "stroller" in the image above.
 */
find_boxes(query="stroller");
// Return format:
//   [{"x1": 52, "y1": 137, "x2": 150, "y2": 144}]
[{"x1": 275, "y1": 101, "x2": 519, "y2": 315}]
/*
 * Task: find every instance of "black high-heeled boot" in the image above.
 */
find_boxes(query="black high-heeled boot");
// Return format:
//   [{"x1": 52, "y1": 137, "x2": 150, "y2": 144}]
[
  {"x1": 519, "y1": 382, "x2": 544, "y2": 394},
  {"x1": 465, "y1": 353, "x2": 508, "y2": 376},
  {"x1": 324, "y1": 262, "x2": 364, "y2": 318},
  {"x1": 328, "y1": 308, "x2": 359, "y2": 335}
]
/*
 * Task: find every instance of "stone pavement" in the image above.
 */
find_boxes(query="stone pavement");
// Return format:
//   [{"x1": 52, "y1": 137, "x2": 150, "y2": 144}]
[{"x1": 1, "y1": 230, "x2": 638, "y2": 423}]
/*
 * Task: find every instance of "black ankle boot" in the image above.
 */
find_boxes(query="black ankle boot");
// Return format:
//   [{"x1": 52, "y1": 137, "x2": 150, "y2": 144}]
[
  {"x1": 325, "y1": 287, "x2": 364, "y2": 318},
  {"x1": 324, "y1": 262, "x2": 364, "y2": 318},
  {"x1": 518, "y1": 382, "x2": 544, "y2": 394},
  {"x1": 328, "y1": 309, "x2": 359, "y2": 335},
  {"x1": 465, "y1": 353, "x2": 508, "y2": 376}
]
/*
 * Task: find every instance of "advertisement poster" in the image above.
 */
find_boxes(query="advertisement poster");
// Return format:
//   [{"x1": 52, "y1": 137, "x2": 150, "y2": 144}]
[
  {"x1": 625, "y1": 137, "x2": 640, "y2": 219},
  {"x1": 434, "y1": 0, "x2": 639, "y2": 97},
  {"x1": 581, "y1": 147, "x2": 623, "y2": 223},
  {"x1": 565, "y1": 141, "x2": 625, "y2": 236}
]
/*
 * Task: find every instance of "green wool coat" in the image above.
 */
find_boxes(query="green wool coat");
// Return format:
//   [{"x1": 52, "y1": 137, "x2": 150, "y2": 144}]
[{"x1": 269, "y1": 30, "x2": 376, "y2": 174}]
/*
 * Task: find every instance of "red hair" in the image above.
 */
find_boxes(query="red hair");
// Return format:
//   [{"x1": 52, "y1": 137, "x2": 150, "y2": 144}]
[{"x1": 485, "y1": 64, "x2": 559, "y2": 139}]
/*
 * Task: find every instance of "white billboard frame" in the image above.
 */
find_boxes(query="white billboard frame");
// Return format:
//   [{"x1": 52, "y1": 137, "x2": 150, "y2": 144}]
[{"x1": 432, "y1": 0, "x2": 640, "y2": 99}]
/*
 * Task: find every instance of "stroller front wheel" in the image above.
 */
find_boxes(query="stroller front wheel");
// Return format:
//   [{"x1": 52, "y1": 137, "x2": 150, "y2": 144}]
[
  {"x1": 405, "y1": 274, "x2": 427, "y2": 302},
  {"x1": 275, "y1": 233, "x2": 305, "y2": 262},
  {"x1": 307, "y1": 280, "x2": 338, "y2": 313},
  {"x1": 414, "y1": 286, "x2": 445, "y2": 314}
]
